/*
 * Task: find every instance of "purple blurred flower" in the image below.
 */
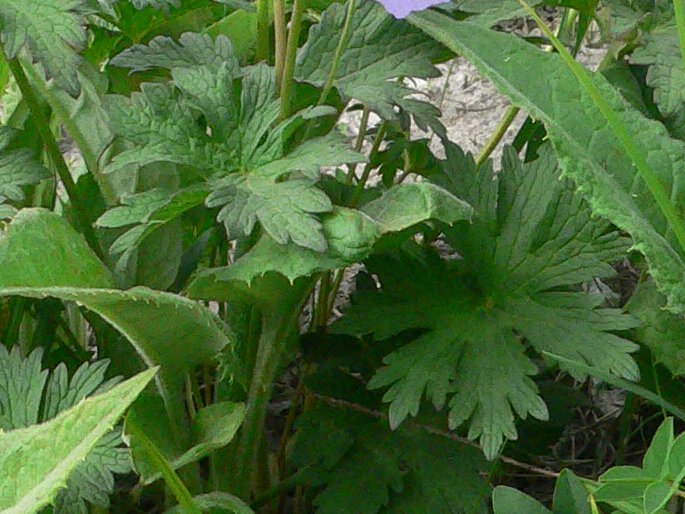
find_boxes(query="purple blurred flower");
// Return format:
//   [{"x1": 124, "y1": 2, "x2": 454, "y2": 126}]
[{"x1": 375, "y1": 0, "x2": 445, "y2": 19}]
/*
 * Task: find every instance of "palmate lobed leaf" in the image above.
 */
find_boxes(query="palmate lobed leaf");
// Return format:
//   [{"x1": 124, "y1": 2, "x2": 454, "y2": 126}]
[
  {"x1": 0, "y1": 126, "x2": 50, "y2": 207},
  {"x1": 409, "y1": 9, "x2": 685, "y2": 314},
  {"x1": 0, "y1": 367, "x2": 156, "y2": 514},
  {"x1": 0, "y1": 0, "x2": 87, "y2": 94},
  {"x1": 334, "y1": 145, "x2": 638, "y2": 459},
  {"x1": 108, "y1": 35, "x2": 363, "y2": 251}
]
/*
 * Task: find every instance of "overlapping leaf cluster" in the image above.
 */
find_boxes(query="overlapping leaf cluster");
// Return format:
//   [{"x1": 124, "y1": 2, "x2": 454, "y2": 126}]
[
  {"x1": 335, "y1": 145, "x2": 638, "y2": 458},
  {"x1": 0, "y1": 346, "x2": 129, "y2": 514},
  {"x1": 106, "y1": 32, "x2": 363, "y2": 253}
]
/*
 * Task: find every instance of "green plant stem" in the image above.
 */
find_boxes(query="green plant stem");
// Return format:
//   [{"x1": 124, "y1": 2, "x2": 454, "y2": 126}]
[
  {"x1": 256, "y1": 0, "x2": 271, "y2": 62},
  {"x1": 126, "y1": 421, "x2": 202, "y2": 514},
  {"x1": 317, "y1": 0, "x2": 357, "y2": 106},
  {"x1": 21, "y1": 60, "x2": 116, "y2": 206},
  {"x1": 5, "y1": 57, "x2": 103, "y2": 258},
  {"x1": 475, "y1": 105, "x2": 519, "y2": 169},
  {"x1": 273, "y1": 0, "x2": 287, "y2": 87},
  {"x1": 345, "y1": 106, "x2": 371, "y2": 185},
  {"x1": 279, "y1": 0, "x2": 305, "y2": 120},
  {"x1": 350, "y1": 121, "x2": 388, "y2": 206},
  {"x1": 251, "y1": 466, "x2": 310, "y2": 509},
  {"x1": 675, "y1": 0, "x2": 685, "y2": 72},
  {"x1": 234, "y1": 320, "x2": 289, "y2": 499},
  {"x1": 519, "y1": 0, "x2": 685, "y2": 256}
]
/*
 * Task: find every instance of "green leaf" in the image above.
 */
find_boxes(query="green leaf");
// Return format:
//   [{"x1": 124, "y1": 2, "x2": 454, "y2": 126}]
[
  {"x1": 164, "y1": 492, "x2": 254, "y2": 514},
  {"x1": 107, "y1": 42, "x2": 362, "y2": 251},
  {"x1": 553, "y1": 470, "x2": 591, "y2": 514},
  {"x1": 190, "y1": 181, "x2": 472, "y2": 287},
  {"x1": 0, "y1": 209, "x2": 231, "y2": 433},
  {"x1": 0, "y1": 348, "x2": 131, "y2": 513},
  {"x1": 361, "y1": 182, "x2": 473, "y2": 233},
  {"x1": 293, "y1": 406, "x2": 490, "y2": 514},
  {"x1": 126, "y1": 398, "x2": 245, "y2": 484},
  {"x1": 204, "y1": 9, "x2": 258, "y2": 59},
  {"x1": 334, "y1": 145, "x2": 637, "y2": 459},
  {"x1": 296, "y1": 1, "x2": 444, "y2": 129},
  {"x1": 0, "y1": 0, "x2": 87, "y2": 94},
  {"x1": 492, "y1": 486, "x2": 551, "y2": 514},
  {"x1": 409, "y1": 9, "x2": 685, "y2": 313},
  {"x1": 124, "y1": 414, "x2": 201, "y2": 514},
  {"x1": 643, "y1": 418, "x2": 674, "y2": 478},
  {"x1": 628, "y1": 280, "x2": 685, "y2": 376},
  {"x1": 110, "y1": 32, "x2": 239, "y2": 74},
  {"x1": 0, "y1": 367, "x2": 156, "y2": 514},
  {"x1": 0, "y1": 126, "x2": 50, "y2": 205},
  {"x1": 643, "y1": 480, "x2": 672, "y2": 514},
  {"x1": 632, "y1": 25, "x2": 685, "y2": 117}
]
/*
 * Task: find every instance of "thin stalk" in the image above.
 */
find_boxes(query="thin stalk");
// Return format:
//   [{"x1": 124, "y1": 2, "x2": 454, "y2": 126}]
[
  {"x1": 345, "y1": 106, "x2": 371, "y2": 185},
  {"x1": 475, "y1": 105, "x2": 520, "y2": 169},
  {"x1": 22, "y1": 61, "x2": 116, "y2": 205},
  {"x1": 316, "y1": 0, "x2": 357, "y2": 106},
  {"x1": 675, "y1": 0, "x2": 685, "y2": 71},
  {"x1": 126, "y1": 421, "x2": 202, "y2": 514},
  {"x1": 350, "y1": 121, "x2": 388, "y2": 206},
  {"x1": 251, "y1": 466, "x2": 310, "y2": 509},
  {"x1": 4, "y1": 297, "x2": 26, "y2": 348},
  {"x1": 274, "y1": 0, "x2": 287, "y2": 87},
  {"x1": 256, "y1": 0, "x2": 271, "y2": 62},
  {"x1": 6, "y1": 57, "x2": 103, "y2": 258},
  {"x1": 279, "y1": 0, "x2": 305, "y2": 120},
  {"x1": 519, "y1": 0, "x2": 685, "y2": 255}
]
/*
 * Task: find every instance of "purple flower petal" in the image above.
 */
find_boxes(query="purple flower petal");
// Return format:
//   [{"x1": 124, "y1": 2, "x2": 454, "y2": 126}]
[{"x1": 375, "y1": 0, "x2": 446, "y2": 19}]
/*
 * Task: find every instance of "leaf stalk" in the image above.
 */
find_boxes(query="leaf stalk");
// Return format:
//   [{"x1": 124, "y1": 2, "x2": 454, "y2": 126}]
[
  {"x1": 5, "y1": 57, "x2": 104, "y2": 258},
  {"x1": 279, "y1": 0, "x2": 305, "y2": 120}
]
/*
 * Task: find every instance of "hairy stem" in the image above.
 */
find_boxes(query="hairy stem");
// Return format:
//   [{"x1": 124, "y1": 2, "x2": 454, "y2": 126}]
[
  {"x1": 279, "y1": 0, "x2": 305, "y2": 120},
  {"x1": 273, "y1": 0, "x2": 287, "y2": 87},
  {"x1": 22, "y1": 60, "x2": 116, "y2": 205},
  {"x1": 520, "y1": 0, "x2": 685, "y2": 257},
  {"x1": 675, "y1": 0, "x2": 685, "y2": 72},
  {"x1": 317, "y1": 0, "x2": 358, "y2": 106},
  {"x1": 6, "y1": 57, "x2": 103, "y2": 258}
]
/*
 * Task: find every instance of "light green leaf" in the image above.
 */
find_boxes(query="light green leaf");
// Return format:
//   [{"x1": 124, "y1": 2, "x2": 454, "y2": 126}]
[
  {"x1": 361, "y1": 182, "x2": 473, "y2": 233},
  {"x1": 0, "y1": 126, "x2": 50, "y2": 204},
  {"x1": 628, "y1": 280, "x2": 685, "y2": 376},
  {"x1": 492, "y1": 486, "x2": 551, "y2": 514},
  {"x1": 0, "y1": 367, "x2": 156, "y2": 514},
  {"x1": 553, "y1": 470, "x2": 591, "y2": 514},
  {"x1": 0, "y1": 209, "x2": 231, "y2": 431},
  {"x1": 0, "y1": 0, "x2": 86, "y2": 94},
  {"x1": 409, "y1": 10, "x2": 685, "y2": 313},
  {"x1": 164, "y1": 492, "x2": 254, "y2": 514}
]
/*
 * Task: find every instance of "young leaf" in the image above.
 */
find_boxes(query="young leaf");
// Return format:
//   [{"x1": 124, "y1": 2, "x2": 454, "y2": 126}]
[
  {"x1": 189, "y1": 182, "x2": 471, "y2": 289},
  {"x1": 0, "y1": 367, "x2": 156, "y2": 514},
  {"x1": 409, "y1": 9, "x2": 685, "y2": 314},
  {"x1": 0, "y1": 347, "x2": 130, "y2": 514},
  {"x1": 0, "y1": 0, "x2": 87, "y2": 94},
  {"x1": 334, "y1": 145, "x2": 638, "y2": 459},
  {"x1": 296, "y1": 1, "x2": 445, "y2": 132}
]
